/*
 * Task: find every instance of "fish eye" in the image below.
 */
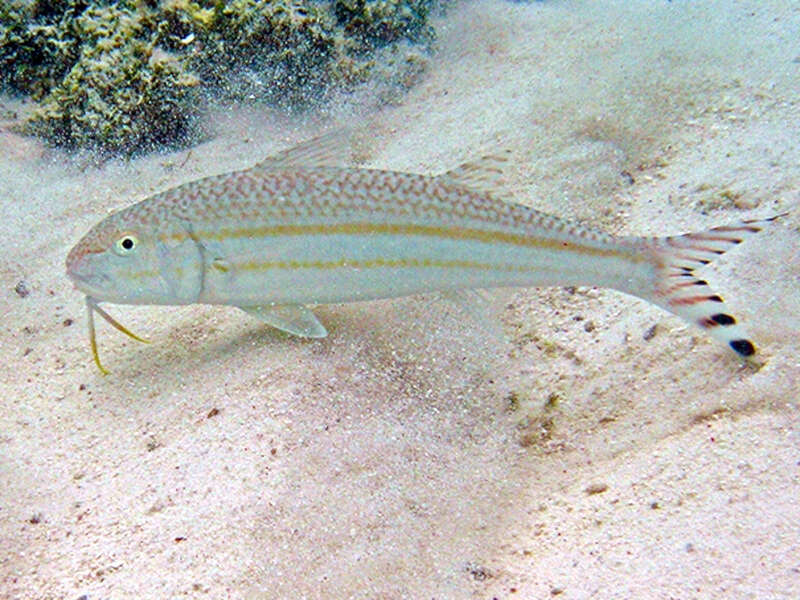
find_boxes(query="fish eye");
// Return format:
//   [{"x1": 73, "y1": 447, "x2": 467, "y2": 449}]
[{"x1": 113, "y1": 234, "x2": 139, "y2": 256}]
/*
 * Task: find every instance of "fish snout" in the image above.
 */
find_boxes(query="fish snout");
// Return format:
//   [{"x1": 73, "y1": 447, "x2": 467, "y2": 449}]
[{"x1": 66, "y1": 244, "x2": 96, "y2": 283}]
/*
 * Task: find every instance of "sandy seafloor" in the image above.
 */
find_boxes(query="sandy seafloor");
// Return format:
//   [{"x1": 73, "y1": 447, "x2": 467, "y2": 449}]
[{"x1": 1, "y1": 1, "x2": 799, "y2": 598}]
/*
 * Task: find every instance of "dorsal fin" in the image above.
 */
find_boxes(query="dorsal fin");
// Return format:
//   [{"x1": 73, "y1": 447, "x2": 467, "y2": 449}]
[
  {"x1": 255, "y1": 128, "x2": 353, "y2": 170},
  {"x1": 437, "y1": 151, "x2": 511, "y2": 197}
]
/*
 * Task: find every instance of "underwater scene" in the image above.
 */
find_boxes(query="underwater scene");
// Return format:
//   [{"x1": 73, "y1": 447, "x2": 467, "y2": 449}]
[{"x1": 1, "y1": 0, "x2": 798, "y2": 597}]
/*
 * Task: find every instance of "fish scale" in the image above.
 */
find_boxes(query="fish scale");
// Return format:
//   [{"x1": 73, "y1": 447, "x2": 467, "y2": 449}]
[{"x1": 66, "y1": 130, "x2": 784, "y2": 373}]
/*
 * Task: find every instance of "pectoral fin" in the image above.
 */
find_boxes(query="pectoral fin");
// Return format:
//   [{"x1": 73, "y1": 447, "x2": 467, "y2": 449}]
[{"x1": 240, "y1": 304, "x2": 328, "y2": 338}]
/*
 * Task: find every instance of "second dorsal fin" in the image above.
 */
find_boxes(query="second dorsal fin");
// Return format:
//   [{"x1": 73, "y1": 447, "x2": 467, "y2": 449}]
[{"x1": 438, "y1": 151, "x2": 511, "y2": 197}]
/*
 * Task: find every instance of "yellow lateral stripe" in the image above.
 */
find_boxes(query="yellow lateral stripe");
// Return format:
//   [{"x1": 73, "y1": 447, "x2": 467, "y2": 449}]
[
  {"x1": 177, "y1": 222, "x2": 628, "y2": 259},
  {"x1": 127, "y1": 257, "x2": 533, "y2": 281},
  {"x1": 236, "y1": 257, "x2": 524, "y2": 273}
]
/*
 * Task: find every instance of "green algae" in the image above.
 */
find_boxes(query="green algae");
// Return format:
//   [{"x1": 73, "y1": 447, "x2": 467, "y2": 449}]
[
  {"x1": 0, "y1": 0, "x2": 87, "y2": 100},
  {"x1": 201, "y1": 0, "x2": 341, "y2": 106},
  {"x1": 0, "y1": 0, "x2": 439, "y2": 155},
  {"x1": 24, "y1": 4, "x2": 203, "y2": 153},
  {"x1": 334, "y1": 0, "x2": 434, "y2": 52}
]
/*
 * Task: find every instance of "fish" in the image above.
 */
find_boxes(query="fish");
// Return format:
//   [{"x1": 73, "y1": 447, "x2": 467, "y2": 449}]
[{"x1": 66, "y1": 130, "x2": 784, "y2": 373}]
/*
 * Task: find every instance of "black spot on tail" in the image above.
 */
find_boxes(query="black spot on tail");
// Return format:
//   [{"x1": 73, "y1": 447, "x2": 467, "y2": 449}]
[
  {"x1": 729, "y1": 339, "x2": 755, "y2": 357},
  {"x1": 711, "y1": 313, "x2": 736, "y2": 326}
]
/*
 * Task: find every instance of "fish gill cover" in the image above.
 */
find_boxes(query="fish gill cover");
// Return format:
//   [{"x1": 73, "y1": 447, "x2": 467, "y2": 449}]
[{"x1": 0, "y1": 0, "x2": 439, "y2": 155}]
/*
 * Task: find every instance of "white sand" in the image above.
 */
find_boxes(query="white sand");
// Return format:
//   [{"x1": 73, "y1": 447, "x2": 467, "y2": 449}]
[{"x1": 1, "y1": 1, "x2": 798, "y2": 598}]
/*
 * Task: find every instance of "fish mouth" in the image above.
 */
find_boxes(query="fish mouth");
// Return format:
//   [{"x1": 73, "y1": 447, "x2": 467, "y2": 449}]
[
  {"x1": 67, "y1": 269, "x2": 112, "y2": 299},
  {"x1": 66, "y1": 252, "x2": 114, "y2": 298},
  {"x1": 66, "y1": 244, "x2": 109, "y2": 281}
]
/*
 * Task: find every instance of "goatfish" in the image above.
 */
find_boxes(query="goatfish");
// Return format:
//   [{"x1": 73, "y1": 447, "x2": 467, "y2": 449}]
[{"x1": 66, "y1": 130, "x2": 782, "y2": 373}]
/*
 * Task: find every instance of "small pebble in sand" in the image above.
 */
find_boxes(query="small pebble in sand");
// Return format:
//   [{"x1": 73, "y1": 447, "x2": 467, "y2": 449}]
[
  {"x1": 585, "y1": 482, "x2": 608, "y2": 495},
  {"x1": 14, "y1": 280, "x2": 30, "y2": 297},
  {"x1": 504, "y1": 390, "x2": 521, "y2": 412},
  {"x1": 466, "y1": 564, "x2": 493, "y2": 581}
]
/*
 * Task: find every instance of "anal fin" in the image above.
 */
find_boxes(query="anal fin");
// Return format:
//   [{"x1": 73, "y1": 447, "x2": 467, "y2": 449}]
[{"x1": 439, "y1": 289, "x2": 506, "y2": 342}]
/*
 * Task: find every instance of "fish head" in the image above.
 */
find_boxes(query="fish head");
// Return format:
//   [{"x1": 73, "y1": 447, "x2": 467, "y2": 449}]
[{"x1": 66, "y1": 211, "x2": 167, "y2": 305}]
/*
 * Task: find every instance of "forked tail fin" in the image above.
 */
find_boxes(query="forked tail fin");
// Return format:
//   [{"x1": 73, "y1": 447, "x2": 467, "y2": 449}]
[{"x1": 642, "y1": 214, "x2": 785, "y2": 360}]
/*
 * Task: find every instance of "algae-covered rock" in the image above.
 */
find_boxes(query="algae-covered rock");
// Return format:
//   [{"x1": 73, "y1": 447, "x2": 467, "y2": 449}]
[
  {"x1": 200, "y1": 0, "x2": 340, "y2": 107},
  {"x1": 334, "y1": 0, "x2": 435, "y2": 51},
  {"x1": 22, "y1": 4, "x2": 202, "y2": 153},
  {"x1": 331, "y1": 0, "x2": 436, "y2": 102},
  {"x1": 1, "y1": 0, "x2": 439, "y2": 155},
  {"x1": 0, "y1": 0, "x2": 86, "y2": 99}
]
